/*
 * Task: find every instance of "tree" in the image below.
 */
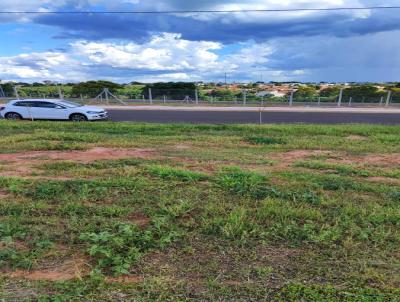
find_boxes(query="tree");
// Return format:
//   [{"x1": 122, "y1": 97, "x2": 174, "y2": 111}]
[
  {"x1": 294, "y1": 86, "x2": 317, "y2": 99},
  {"x1": 342, "y1": 85, "x2": 384, "y2": 98},
  {"x1": 320, "y1": 87, "x2": 340, "y2": 97},
  {"x1": 0, "y1": 82, "x2": 15, "y2": 97},
  {"x1": 71, "y1": 81, "x2": 123, "y2": 98}
]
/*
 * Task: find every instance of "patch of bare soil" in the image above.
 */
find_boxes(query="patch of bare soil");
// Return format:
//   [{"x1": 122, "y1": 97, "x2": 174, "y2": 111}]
[
  {"x1": 0, "y1": 147, "x2": 156, "y2": 178},
  {"x1": 0, "y1": 190, "x2": 9, "y2": 198},
  {"x1": 346, "y1": 135, "x2": 368, "y2": 141},
  {"x1": 270, "y1": 150, "x2": 333, "y2": 168},
  {"x1": 175, "y1": 144, "x2": 192, "y2": 150},
  {"x1": 127, "y1": 212, "x2": 151, "y2": 228},
  {"x1": 331, "y1": 154, "x2": 400, "y2": 167},
  {"x1": 106, "y1": 275, "x2": 143, "y2": 283},
  {"x1": 367, "y1": 176, "x2": 400, "y2": 185},
  {"x1": 0, "y1": 147, "x2": 155, "y2": 164},
  {"x1": 6, "y1": 258, "x2": 90, "y2": 282},
  {"x1": 134, "y1": 239, "x2": 302, "y2": 290}
]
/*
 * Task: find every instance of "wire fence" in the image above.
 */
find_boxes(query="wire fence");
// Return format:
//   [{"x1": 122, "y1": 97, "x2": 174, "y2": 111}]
[{"x1": 1, "y1": 87, "x2": 400, "y2": 107}]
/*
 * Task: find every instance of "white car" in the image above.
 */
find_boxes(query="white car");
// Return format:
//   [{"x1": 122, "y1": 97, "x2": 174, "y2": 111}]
[{"x1": 0, "y1": 99, "x2": 108, "y2": 121}]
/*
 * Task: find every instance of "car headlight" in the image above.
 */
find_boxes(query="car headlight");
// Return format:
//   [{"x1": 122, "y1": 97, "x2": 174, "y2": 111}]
[{"x1": 86, "y1": 111, "x2": 103, "y2": 114}]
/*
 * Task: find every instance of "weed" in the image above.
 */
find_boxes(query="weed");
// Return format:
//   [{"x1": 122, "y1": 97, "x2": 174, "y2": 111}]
[
  {"x1": 216, "y1": 167, "x2": 277, "y2": 199},
  {"x1": 147, "y1": 165, "x2": 208, "y2": 182},
  {"x1": 80, "y1": 220, "x2": 181, "y2": 276},
  {"x1": 245, "y1": 136, "x2": 286, "y2": 145}
]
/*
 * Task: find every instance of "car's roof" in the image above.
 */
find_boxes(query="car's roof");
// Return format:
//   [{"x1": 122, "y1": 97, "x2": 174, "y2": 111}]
[{"x1": 11, "y1": 99, "x2": 62, "y2": 102}]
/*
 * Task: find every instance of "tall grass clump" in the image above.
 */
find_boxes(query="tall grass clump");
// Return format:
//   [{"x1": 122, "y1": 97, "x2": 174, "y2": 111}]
[{"x1": 216, "y1": 167, "x2": 277, "y2": 199}]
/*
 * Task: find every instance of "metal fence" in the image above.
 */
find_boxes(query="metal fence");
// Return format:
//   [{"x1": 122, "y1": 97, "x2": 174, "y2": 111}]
[{"x1": 1, "y1": 87, "x2": 399, "y2": 107}]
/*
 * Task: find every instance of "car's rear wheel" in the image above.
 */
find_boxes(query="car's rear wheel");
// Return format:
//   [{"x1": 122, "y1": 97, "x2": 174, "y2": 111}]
[
  {"x1": 70, "y1": 113, "x2": 88, "y2": 122},
  {"x1": 5, "y1": 112, "x2": 22, "y2": 120}
]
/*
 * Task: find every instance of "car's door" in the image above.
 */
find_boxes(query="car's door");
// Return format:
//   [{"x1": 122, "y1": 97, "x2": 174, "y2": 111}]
[
  {"x1": 12, "y1": 101, "x2": 31, "y2": 118},
  {"x1": 31, "y1": 101, "x2": 67, "y2": 119}
]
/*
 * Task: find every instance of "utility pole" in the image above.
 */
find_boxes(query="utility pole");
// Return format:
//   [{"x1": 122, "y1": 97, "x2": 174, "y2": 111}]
[
  {"x1": 224, "y1": 73, "x2": 227, "y2": 86},
  {"x1": 13, "y1": 86, "x2": 20, "y2": 100},
  {"x1": 337, "y1": 88, "x2": 344, "y2": 107},
  {"x1": 385, "y1": 90, "x2": 392, "y2": 107},
  {"x1": 289, "y1": 90, "x2": 294, "y2": 106},
  {"x1": 58, "y1": 86, "x2": 64, "y2": 100},
  {"x1": 148, "y1": 88, "x2": 153, "y2": 105}
]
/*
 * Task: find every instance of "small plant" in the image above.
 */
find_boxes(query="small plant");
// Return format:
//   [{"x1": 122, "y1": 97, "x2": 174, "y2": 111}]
[
  {"x1": 147, "y1": 165, "x2": 208, "y2": 182},
  {"x1": 245, "y1": 136, "x2": 285, "y2": 145},
  {"x1": 80, "y1": 224, "x2": 142, "y2": 276},
  {"x1": 216, "y1": 167, "x2": 277, "y2": 199},
  {"x1": 79, "y1": 220, "x2": 181, "y2": 275},
  {"x1": 205, "y1": 207, "x2": 256, "y2": 242}
]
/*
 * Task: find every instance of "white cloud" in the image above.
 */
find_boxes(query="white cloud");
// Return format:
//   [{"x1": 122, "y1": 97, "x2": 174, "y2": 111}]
[
  {"x1": 0, "y1": 33, "x2": 279, "y2": 82},
  {"x1": 71, "y1": 33, "x2": 224, "y2": 72},
  {"x1": 0, "y1": 51, "x2": 85, "y2": 81}
]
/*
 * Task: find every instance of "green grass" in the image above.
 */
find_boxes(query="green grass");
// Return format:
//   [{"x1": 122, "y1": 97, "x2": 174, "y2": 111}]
[{"x1": 0, "y1": 120, "x2": 399, "y2": 301}]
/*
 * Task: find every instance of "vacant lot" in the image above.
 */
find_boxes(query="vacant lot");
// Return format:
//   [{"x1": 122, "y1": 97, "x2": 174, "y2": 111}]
[{"x1": 0, "y1": 121, "x2": 399, "y2": 301}]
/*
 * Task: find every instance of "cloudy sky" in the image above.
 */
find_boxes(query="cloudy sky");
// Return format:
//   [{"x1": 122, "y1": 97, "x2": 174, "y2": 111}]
[{"x1": 0, "y1": 0, "x2": 399, "y2": 83}]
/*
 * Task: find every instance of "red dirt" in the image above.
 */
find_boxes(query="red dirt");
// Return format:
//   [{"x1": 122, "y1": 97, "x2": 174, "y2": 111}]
[
  {"x1": 0, "y1": 147, "x2": 155, "y2": 164},
  {"x1": 7, "y1": 258, "x2": 90, "y2": 281},
  {"x1": 0, "y1": 147, "x2": 156, "y2": 178},
  {"x1": 270, "y1": 150, "x2": 332, "y2": 168},
  {"x1": 128, "y1": 213, "x2": 151, "y2": 228},
  {"x1": 328, "y1": 154, "x2": 400, "y2": 167},
  {"x1": 351, "y1": 154, "x2": 400, "y2": 166}
]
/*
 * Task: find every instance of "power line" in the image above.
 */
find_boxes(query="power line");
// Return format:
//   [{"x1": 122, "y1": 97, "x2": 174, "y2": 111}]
[{"x1": 0, "y1": 6, "x2": 400, "y2": 14}]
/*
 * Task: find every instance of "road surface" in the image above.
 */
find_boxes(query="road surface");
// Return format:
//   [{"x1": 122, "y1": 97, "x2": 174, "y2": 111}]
[{"x1": 107, "y1": 109, "x2": 400, "y2": 124}]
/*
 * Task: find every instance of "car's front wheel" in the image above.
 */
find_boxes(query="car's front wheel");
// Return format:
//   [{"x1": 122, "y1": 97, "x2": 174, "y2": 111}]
[
  {"x1": 5, "y1": 112, "x2": 23, "y2": 120},
  {"x1": 70, "y1": 113, "x2": 88, "y2": 122}
]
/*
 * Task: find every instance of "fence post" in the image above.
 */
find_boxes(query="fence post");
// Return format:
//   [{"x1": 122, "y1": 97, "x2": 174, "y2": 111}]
[
  {"x1": 0, "y1": 84, "x2": 5, "y2": 98},
  {"x1": 195, "y1": 89, "x2": 199, "y2": 105},
  {"x1": 317, "y1": 96, "x2": 321, "y2": 106},
  {"x1": 243, "y1": 90, "x2": 247, "y2": 106},
  {"x1": 385, "y1": 90, "x2": 392, "y2": 107},
  {"x1": 163, "y1": 95, "x2": 166, "y2": 104},
  {"x1": 58, "y1": 87, "x2": 63, "y2": 100},
  {"x1": 105, "y1": 88, "x2": 110, "y2": 104},
  {"x1": 337, "y1": 88, "x2": 343, "y2": 107},
  {"x1": 80, "y1": 94, "x2": 83, "y2": 102},
  {"x1": 148, "y1": 88, "x2": 153, "y2": 105},
  {"x1": 379, "y1": 96, "x2": 384, "y2": 106},
  {"x1": 289, "y1": 90, "x2": 294, "y2": 106},
  {"x1": 13, "y1": 86, "x2": 20, "y2": 100},
  {"x1": 348, "y1": 97, "x2": 352, "y2": 106}
]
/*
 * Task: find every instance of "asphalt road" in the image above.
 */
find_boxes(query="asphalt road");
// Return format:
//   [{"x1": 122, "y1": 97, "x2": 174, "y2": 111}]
[{"x1": 107, "y1": 109, "x2": 400, "y2": 124}]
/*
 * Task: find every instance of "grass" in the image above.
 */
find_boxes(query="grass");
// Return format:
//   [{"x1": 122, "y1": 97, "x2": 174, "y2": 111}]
[{"x1": 0, "y1": 120, "x2": 399, "y2": 301}]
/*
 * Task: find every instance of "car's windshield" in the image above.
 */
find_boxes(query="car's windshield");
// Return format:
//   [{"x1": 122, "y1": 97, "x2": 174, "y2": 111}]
[{"x1": 59, "y1": 100, "x2": 83, "y2": 108}]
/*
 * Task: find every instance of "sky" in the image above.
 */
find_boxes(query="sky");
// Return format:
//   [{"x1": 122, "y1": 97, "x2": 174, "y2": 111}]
[{"x1": 0, "y1": 0, "x2": 400, "y2": 83}]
